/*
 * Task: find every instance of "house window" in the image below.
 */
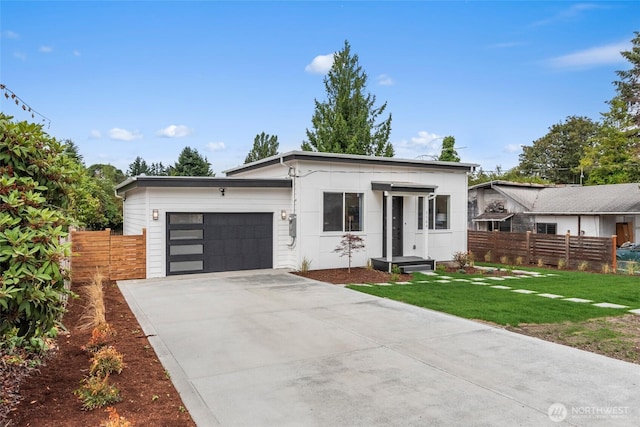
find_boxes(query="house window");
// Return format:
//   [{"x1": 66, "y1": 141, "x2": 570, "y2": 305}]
[
  {"x1": 488, "y1": 218, "x2": 512, "y2": 232},
  {"x1": 323, "y1": 192, "x2": 363, "y2": 232},
  {"x1": 427, "y1": 195, "x2": 450, "y2": 230},
  {"x1": 536, "y1": 223, "x2": 557, "y2": 234}
]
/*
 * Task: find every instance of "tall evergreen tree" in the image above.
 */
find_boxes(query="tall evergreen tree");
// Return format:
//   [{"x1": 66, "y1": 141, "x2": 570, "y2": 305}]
[
  {"x1": 245, "y1": 132, "x2": 279, "y2": 163},
  {"x1": 437, "y1": 136, "x2": 460, "y2": 162},
  {"x1": 169, "y1": 146, "x2": 214, "y2": 176},
  {"x1": 127, "y1": 156, "x2": 150, "y2": 176},
  {"x1": 302, "y1": 40, "x2": 393, "y2": 157},
  {"x1": 149, "y1": 162, "x2": 168, "y2": 176},
  {"x1": 614, "y1": 31, "x2": 640, "y2": 128},
  {"x1": 580, "y1": 97, "x2": 640, "y2": 184}
]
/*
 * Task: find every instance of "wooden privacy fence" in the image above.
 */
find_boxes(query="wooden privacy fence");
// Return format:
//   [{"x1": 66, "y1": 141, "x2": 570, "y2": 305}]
[
  {"x1": 468, "y1": 230, "x2": 616, "y2": 270},
  {"x1": 70, "y1": 228, "x2": 146, "y2": 283}
]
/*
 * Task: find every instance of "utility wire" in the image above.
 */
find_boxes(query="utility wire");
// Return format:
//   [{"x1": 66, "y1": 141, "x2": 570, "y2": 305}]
[{"x1": 0, "y1": 83, "x2": 51, "y2": 128}]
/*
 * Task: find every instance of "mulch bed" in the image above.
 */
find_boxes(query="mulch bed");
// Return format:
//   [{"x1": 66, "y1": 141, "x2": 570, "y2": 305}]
[{"x1": 4, "y1": 281, "x2": 196, "y2": 427}]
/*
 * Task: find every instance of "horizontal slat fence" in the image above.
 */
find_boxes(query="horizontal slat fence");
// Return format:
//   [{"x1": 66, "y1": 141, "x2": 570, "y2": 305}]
[
  {"x1": 468, "y1": 230, "x2": 616, "y2": 270},
  {"x1": 70, "y1": 228, "x2": 146, "y2": 283}
]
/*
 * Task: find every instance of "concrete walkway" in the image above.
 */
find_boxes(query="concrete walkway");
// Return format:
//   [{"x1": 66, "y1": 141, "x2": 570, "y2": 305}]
[{"x1": 118, "y1": 270, "x2": 640, "y2": 426}]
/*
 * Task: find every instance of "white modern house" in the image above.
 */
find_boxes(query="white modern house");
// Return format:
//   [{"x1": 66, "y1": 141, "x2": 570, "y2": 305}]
[{"x1": 116, "y1": 151, "x2": 476, "y2": 278}]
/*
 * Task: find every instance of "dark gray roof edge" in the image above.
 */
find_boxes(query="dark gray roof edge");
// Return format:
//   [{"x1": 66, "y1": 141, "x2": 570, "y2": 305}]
[
  {"x1": 371, "y1": 181, "x2": 437, "y2": 193},
  {"x1": 224, "y1": 150, "x2": 477, "y2": 176},
  {"x1": 115, "y1": 176, "x2": 292, "y2": 195}
]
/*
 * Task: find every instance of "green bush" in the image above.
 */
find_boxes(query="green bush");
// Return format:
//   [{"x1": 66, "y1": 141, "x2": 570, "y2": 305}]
[{"x1": 0, "y1": 114, "x2": 75, "y2": 342}]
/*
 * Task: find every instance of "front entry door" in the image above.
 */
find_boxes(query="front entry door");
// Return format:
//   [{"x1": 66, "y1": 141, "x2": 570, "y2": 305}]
[{"x1": 382, "y1": 196, "x2": 403, "y2": 257}]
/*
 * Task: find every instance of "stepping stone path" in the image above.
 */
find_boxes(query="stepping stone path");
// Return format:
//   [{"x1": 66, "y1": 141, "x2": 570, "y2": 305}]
[
  {"x1": 384, "y1": 271, "x2": 640, "y2": 314},
  {"x1": 593, "y1": 302, "x2": 628, "y2": 309},
  {"x1": 537, "y1": 293, "x2": 564, "y2": 299}
]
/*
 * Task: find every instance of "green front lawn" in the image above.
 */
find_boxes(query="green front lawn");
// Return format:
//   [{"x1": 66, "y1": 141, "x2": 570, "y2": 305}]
[{"x1": 347, "y1": 267, "x2": 640, "y2": 326}]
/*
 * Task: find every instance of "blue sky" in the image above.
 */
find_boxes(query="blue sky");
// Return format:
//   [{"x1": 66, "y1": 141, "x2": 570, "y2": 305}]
[{"x1": 1, "y1": 1, "x2": 639, "y2": 175}]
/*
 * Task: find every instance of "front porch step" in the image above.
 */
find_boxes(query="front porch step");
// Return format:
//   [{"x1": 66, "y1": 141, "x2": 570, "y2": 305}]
[{"x1": 401, "y1": 264, "x2": 435, "y2": 273}]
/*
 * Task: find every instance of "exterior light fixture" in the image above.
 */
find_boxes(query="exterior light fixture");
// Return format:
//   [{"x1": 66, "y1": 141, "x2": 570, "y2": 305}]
[
  {"x1": 152, "y1": 209, "x2": 159, "y2": 221},
  {"x1": 219, "y1": 188, "x2": 225, "y2": 196},
  {"x1": 281, "y1": 209, "x2": 287, "y2": 220}
]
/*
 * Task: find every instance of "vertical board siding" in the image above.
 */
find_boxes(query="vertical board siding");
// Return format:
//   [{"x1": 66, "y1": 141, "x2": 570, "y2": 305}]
[{"x1": 71, "y1": 229, "x2": 146, "y2": 283}]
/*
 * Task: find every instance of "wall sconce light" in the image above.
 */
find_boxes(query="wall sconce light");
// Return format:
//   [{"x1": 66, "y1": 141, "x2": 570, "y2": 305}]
[
  {"x1": 152, "y1": 209, "x2": 159, "y2": 221},
  {"x1": 281, "y1": 209, "x2": 287, "y2": 220},
  {"x1": 219, "y1": 187, "x2": 225, "y2": 196}
]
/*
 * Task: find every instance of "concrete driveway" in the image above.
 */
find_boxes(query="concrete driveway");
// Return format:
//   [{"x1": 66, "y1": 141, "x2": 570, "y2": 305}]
[{"x1": 118, "y1": 270, "x2": 640, "y2": 426}]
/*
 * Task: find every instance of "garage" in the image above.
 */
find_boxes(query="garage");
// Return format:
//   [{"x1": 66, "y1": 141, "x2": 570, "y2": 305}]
[{"x1": 167, "y1": 212, "x2": 273, "y2": 275}]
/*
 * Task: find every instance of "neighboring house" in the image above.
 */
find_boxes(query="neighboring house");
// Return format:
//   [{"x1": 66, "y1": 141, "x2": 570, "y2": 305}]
[
  {"x1": 469, "y1": 181, "x2": 640, "y2": 244},
  {"x1": 116, "y1": 151, "x2": 476, "y2": 278}
]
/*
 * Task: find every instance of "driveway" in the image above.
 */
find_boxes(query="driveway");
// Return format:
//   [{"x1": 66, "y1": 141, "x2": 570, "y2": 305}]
[{"x1": 118, "y1": 270, "x2": 640, "y2": 426}]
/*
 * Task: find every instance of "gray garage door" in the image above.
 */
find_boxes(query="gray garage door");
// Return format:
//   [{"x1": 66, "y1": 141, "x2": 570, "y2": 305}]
[{"x1": 166, "y1": 212, "x2": 273, "y2": 275}]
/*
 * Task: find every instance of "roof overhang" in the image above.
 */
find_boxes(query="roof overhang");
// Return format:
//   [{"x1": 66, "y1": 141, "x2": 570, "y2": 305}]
[
  {"x1": 371, "y1": 181, "x2": 437, "y2": 194},
  {"x1": 115, "y1": 176, "x2": 292, "y2": 196},
  {"x1": 225, "y1": 150, "x2": 477, "y2": 175},
  {"x1": 473, "y1": 212, "x2": 515, "y2": 222},
  {"x1": 526, "y1": 211, "x2": 640, "y2": 216}
]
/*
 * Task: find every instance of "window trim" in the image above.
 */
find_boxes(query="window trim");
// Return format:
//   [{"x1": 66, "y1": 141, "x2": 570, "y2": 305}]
[{"x1": 322, "y1": 191, "x2": 364, "y2": 233}]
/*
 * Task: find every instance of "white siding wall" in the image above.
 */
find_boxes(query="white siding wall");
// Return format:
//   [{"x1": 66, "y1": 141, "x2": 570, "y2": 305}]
[
  {"x1": 122, "y1": 188, "x2": 149, "y2": 236},
  {"x1": 236, "y1": 160, "x2": 470, "y2": 269},
  {"x1": 137, "y1": 187, "x2": 293, "y2": 278}
]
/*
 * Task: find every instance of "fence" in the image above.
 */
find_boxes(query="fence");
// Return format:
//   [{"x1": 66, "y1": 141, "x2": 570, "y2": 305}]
[
  {"x1": 70, "y1": 228, "x2": 146, "y2": 283},
  {"x1": 468, "y1": 230, "x2": 616, "y2": 270}
]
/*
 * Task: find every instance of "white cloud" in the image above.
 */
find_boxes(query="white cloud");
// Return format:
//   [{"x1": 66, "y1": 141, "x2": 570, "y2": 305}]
[
  {"x1": 206, "y1": 141, "x2": 226, "y2": 152},
  {"x1": 504, "y1": 144, "x2": 521, "y2": 153},
  {"x1": 531, "y1": 3, "x2": 603, "y2": 27},
  {"x1": 73, "y1": 50, "x2": 81, "y2": 57},
  {"x1": 2, "y1": 30, "x2": 20, "y2": 39},
  {"x1": 156, "y1": 124, "x2": 193, "y2": 138},
  {"x1": 547, "y1": 41, "x2": 630, "y2": 69},
  {"x1": 394, "y1": 131, "x2": 444, "y2": 160},
  {"x1": 39, "y1": 46, "x2": 53, "y2": 53},
  {"x1": 377, "y1": 74, "x2": 395, "y2": 86},
  {"x1": 108, "y1": 128, "x2": 143, "y2": 141},
  {"x1": 89, "y1": 130, "x2": 102, "y2": 139},
  {"x1": 305, "y1": 53, "x2": 334, "y2": 74},
  {"x1": 13, "y1": 52, "x2": 27, "y2": 61}
]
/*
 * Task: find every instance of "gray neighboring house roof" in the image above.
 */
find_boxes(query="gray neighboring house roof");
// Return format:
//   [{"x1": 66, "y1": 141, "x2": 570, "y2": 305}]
[
  {"x1": 470, "y1": 181, "x2": 640, "y2": 215},
  {"x1": 529, "y1": 183, "x2": 640, "y2": 215}
]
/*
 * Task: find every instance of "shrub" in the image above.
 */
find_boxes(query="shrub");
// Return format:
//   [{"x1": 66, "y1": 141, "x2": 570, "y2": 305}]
[
  {"x1": 298, "y1": 257, "x2": 311, "y2": 274},
  {"x1": 515, "y1": 256, "x2": 523, "y2": 266},
  {"x1": 484, "y1": 251, "x2": 492, "y2": 262},
  {"x1": 500, "y1": 255, "x2": 509, "y2": 265},
  {"x1": 100, "y1": 407, "x2": 132, "y2": 427},
  {"x1": 74, "y1": 374, "x2": 121, "y2": 410},
  {"x1": 626, "y1": 261, "x2": 637, "y2": 275},
  {"x1": 390, "y1": 264, "x2": 401, "y2": 282},
  {"x1": 578, "y1": 261, "x2": 589, "y2": 271},
  {"x1": 557, "y1": 259, "x2": 566, "y2": 270},
  {"x1": 537, "y1": 258, "x2": 545, "y2": 268},
  {"x1": 82, "y1": 323, "x2": 115, "y2": 354},
  {"x1": 601, "y1": 263, "x2": 611, "y2": 274},
  {"x1": 452, "y1": 251, "x2": 471, "y2": 269},
  {"x1": 90, "y1": 346, "x2": 124, "y2": 378},
  {"x1": 78, "y1": 270, "x2": 106, "y2": 331}
]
